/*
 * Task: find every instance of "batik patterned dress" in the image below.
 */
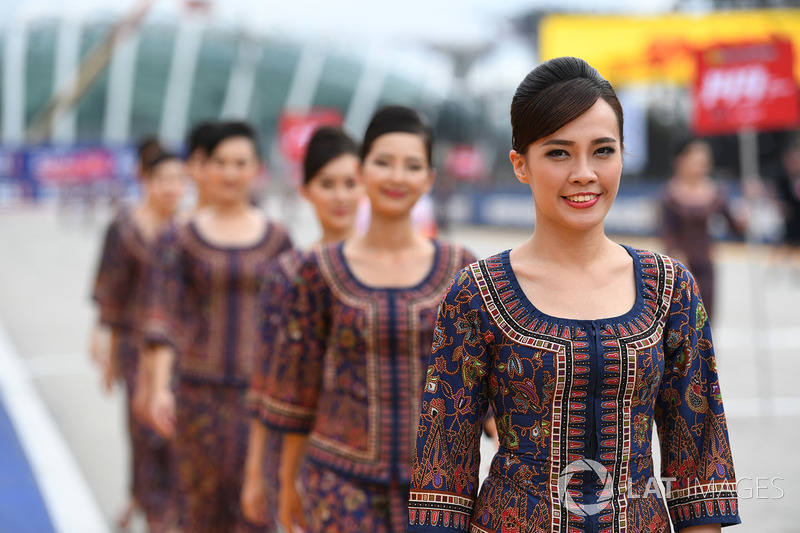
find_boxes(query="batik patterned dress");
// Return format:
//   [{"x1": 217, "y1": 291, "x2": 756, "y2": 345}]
[
  {"x1": 408, "y1": 246, "x2": 741, "y2": 533},
  {"x1": 246, "y1": 248, "x2": 304, "y2": 531},
  {"x1": 258, "y1": 241, "x2": 475, "y2": 533},
  {"x1": 92, "y1": 209, "x2": 174, "y2": 531},
  {"x1": 145, "y1": 219, "x2": 292, "y2": 533}
]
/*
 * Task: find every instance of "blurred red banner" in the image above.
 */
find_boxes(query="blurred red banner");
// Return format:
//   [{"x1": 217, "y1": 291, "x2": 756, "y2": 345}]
[
  {"x1": 278, "y1": 109, "x2": 343, "y2": 163},
  {"x1": 692, "y1": 38, "x2": 799, "y2": 135}
]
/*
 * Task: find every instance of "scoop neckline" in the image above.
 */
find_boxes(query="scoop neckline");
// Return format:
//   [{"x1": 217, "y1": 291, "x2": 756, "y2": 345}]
[
  {"x1": 500, "y1": 243, "x2": 644, "y2": 325},
  {"x1": 335, "y1": 239, "x2": 441, "y2": 291},
  {"x1": 188, "y1": 219, "x2": 271, "y2": 251}
]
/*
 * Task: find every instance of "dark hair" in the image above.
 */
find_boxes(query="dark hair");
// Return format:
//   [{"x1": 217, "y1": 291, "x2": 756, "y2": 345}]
[
  {"x1": 672, "y1": 136, "x2": 710, "y2": 160},
  {"x1": 360, "y1": 105, "x2": 433, "y2": 166},
  {"x1": 206, "y1": 121, "x2": 260, "y2": 160},
  {"x1": 137, "y1": 135, "x2": 162, "y2": 169},
  {"x1": 186, "y1": 122, "x2": 219, "y2": 158},
  {"x1": 303, "y1": 126, "x2": 358, "y2": 185},
  {"x1": 142, "y1": 150, "x2": 180, "y2": 177},
  {"x1": 510, "y1": 57, "x2": 624, "y2": 153}
]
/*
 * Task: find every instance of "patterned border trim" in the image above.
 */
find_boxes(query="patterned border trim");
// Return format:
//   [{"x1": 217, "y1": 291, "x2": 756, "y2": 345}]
[{"x1": 408, "y1": 490, "x2": 474, "y2": 529}]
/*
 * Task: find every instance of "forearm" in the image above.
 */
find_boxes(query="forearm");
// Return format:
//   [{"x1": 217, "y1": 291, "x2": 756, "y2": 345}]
[
  {"x1": 245, "y1": 419, "x2": 268, "y2": 476},
  {"x1": 279, "y1": 433, "x2": 308, "y2": 486},
  {"x1": 149, "y1": 344, "x2": 175, "y2": 393}
]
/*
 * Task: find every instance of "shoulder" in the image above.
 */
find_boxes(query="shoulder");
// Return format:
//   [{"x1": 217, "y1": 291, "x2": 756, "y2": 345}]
[
  {"x1": 432, "y1": 240, "x2": 478, "y2": 269},
  {"x1": 633, "y1": 247, "x2": 697, "y2": 300}
]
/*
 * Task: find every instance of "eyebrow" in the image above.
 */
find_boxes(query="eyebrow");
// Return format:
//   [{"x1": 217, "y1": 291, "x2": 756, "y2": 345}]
[{"x1": 542, "y1": 137, "x2": 618, "y2": 146}]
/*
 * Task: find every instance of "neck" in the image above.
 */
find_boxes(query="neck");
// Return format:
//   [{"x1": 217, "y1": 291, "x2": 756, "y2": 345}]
[
  {"x1": 525, "y1": 218, "x2": 611, "y2": 267},
  {"x1": 211, "y1": 200, "x2": 250, "y2": 217},
  {"x1": 143, "y1": 199, "x2": 174, "y2": 224},
  {"x1": 362, "y1": 211, "x2": 419, "y2": 250},
  {"x1": 319, "y1": 227, "x2": 353, "y2": 246}
]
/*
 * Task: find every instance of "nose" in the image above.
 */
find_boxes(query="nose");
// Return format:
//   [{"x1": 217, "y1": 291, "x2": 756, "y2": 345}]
[{"x1": 569, "y1": 155, "x2": 597, "y2": 185}]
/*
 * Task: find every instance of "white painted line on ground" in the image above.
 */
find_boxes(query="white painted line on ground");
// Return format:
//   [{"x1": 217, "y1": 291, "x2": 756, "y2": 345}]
[{"x1": 0, "y1": 322, "x2": 110, "y2": 533}]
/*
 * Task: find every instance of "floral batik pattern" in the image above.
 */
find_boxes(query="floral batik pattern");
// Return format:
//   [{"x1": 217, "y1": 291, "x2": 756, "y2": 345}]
[
  {"x1": 259, "y1": 241, "x2": 475, "y2": 529},
  {"x1": 408, "y1": 246, "x2": 741, "y2": 533},
  {"x1": 144, "y1": 220, "x2": 293, "y2": 385}
]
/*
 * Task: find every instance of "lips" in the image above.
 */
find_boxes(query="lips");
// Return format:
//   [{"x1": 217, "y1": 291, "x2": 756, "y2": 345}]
[
  {"x1": 381, "y1": 189, "x2": 406, "y2": 199},
  {"x1": 562, "y1": 193, "x2": 600, "y2": 209},
  {"x1": 563, "y1": 193, "x2": 599, "y2": 203}
]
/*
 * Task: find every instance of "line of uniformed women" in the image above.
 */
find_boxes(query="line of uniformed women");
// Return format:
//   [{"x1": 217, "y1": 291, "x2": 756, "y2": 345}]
[{"x1": 91, "y1": 105, "x2": 473, "y2": 532}]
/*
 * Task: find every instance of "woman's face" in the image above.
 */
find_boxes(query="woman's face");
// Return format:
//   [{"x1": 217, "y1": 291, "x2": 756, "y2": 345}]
[
  {"x1": 675, "y1": 141, "x2": 712, "y2": 181},
  {"x1": 510, "y1": 99, "x2": 623, "y2": 235},
  {"x1": 360, "y1": 132, "x2": 434, "y2": 219},
  {"x1": 302, "y1": 153, "x2": 363, "y2": 235},
  {"x1": 205, "y1": 137, "x2": 261, "y2": 205},
  {"x1": 146, "y1": 159, "x2": 186, "y2": 215}
]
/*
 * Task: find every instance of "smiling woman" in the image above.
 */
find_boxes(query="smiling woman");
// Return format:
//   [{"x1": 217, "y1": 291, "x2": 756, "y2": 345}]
[{"x1": 408, "y1": 57, "x2": 742, "y2": 533}]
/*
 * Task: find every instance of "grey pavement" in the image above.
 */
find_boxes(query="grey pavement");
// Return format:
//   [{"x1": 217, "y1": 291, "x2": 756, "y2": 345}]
[{"x1": 0, "y1": 203, "x2": 797, "y2": 532}]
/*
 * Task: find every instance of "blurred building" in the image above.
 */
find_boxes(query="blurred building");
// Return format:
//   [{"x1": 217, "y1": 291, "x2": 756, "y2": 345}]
[{"x1": 0, "y1": 14, "x2": 457, "y2": 155}]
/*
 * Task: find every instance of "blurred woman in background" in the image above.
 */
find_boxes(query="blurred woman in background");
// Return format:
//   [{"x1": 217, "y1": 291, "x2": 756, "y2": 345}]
[
  {"x1": 144, "y1": 122, "x2": 292, "y2": 532},
  {"x1": 660, "y1": 139, "x2": 744, "y2": 321},
  {"x1": 240, "y1": 126, "x2": 363, "y2": 530},
  {"x1": 90, "y1": 143, "x2": 185, "y2": 532},
  {"x1": 258, "y1": 106, "x2": 475, "y2": 533}
]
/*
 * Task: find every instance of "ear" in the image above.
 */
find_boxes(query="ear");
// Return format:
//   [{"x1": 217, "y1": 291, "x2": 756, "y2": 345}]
[
  {"x1": 509, "y1": 150, "x2": 529, "y2": 184},
  {"x1": 424, "y1": 168, "x2": 437, "y2": 194},
  {"x1": 298, "y1": 183, "x2": 309, "y2": 202},
  {"x1": 355, "y1": 159, "x2": 364, "y2": 181}
]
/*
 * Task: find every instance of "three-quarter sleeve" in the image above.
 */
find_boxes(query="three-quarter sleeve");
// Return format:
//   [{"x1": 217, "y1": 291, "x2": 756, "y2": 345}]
[
  {"x1": 259, "y1": 256, "x2": 330, "y2": 433},
  {"x1": 247, "y1": 256, "x2": 294, "y2": 421},
  {"x1": 655, "y1": 261, "x2": 741, "y2": 530},
  {"x1": 408, "y1": 268, "x2": 491, "y2": 532},
  {"x1": 142, "y1": 226, "x2": 184, "y2": 351},
  {"x1": 92, "y1": 219, "x2": 134, "y2": 328}
]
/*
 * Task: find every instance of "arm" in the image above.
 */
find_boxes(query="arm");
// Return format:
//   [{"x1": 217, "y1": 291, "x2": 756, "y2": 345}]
[
  {"x1": 655, "y1": 261, "x2": 741, "y2": 531},
  {"x1": 241, "y1": 419, "x2": 269, "y2": 525},
  {"x1": 242, "y1": 256, "x2": 295, "y2": 523},
  {"x1": 91, "y1": 218, "x2": 133, "y2": 372},
  {"x1": 259, "y1": 255, "x2": 329, "y2": 529},
  {"x1": 277, "y1": 433, "x2": 308, "y2": 532},
  {"x1": 142, "y1": 227, "x2": 182, "y2": 438},
  {"x1": 409, "y1": 268, "x2": 491, "y2": 532},
  {"x1": 659, "y1": 192, "x2": 686, "y2": 262},
  {"x1": 147, "y1": 344, "x2": 176, "y2": 438},
  {"x1": 100, "y1": 328, "x2": 121, "y2": 394}
]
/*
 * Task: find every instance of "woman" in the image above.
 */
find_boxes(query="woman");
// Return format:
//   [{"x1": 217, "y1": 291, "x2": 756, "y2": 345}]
[
  {"x1": 91, "y1": 146, "x2": 185, "y2": 532},
  {"x1": 258, "y1": 106, "x2": 475, "y2": 532},
  {"x1": 240, "y1": 126, "x2": 364, "y2": 528},
  {"x1": 660, "y1": 139, "x2": 744, "y2": 320},
  {"x1": 144, "y1": 121, "x2": 292, "y2": 532},
  {"x1": 408, "y1": 57, "x2": 741, "y2": 533}
]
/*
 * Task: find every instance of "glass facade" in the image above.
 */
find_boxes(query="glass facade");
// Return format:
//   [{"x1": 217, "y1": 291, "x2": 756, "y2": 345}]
[{"x1": 0, "y1": 16, "x2": 440, "y2": 155}]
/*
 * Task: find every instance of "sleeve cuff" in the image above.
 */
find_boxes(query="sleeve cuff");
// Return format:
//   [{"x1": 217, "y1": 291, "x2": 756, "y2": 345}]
[
  {"x1": 667, "y1": 482, "x2": 741, "y2": 531},
  {"x1": 408, "y1": 490, "x2": 474, "y2": 531},
  {"x1": 257, "y1": 395, "x2": 316, "y2": 433}
]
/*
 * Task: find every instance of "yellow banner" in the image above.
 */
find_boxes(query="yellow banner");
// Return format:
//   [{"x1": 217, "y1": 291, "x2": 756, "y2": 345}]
[{"x1": 539, "y1": 9, "x2": 800, "y2": 85}]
